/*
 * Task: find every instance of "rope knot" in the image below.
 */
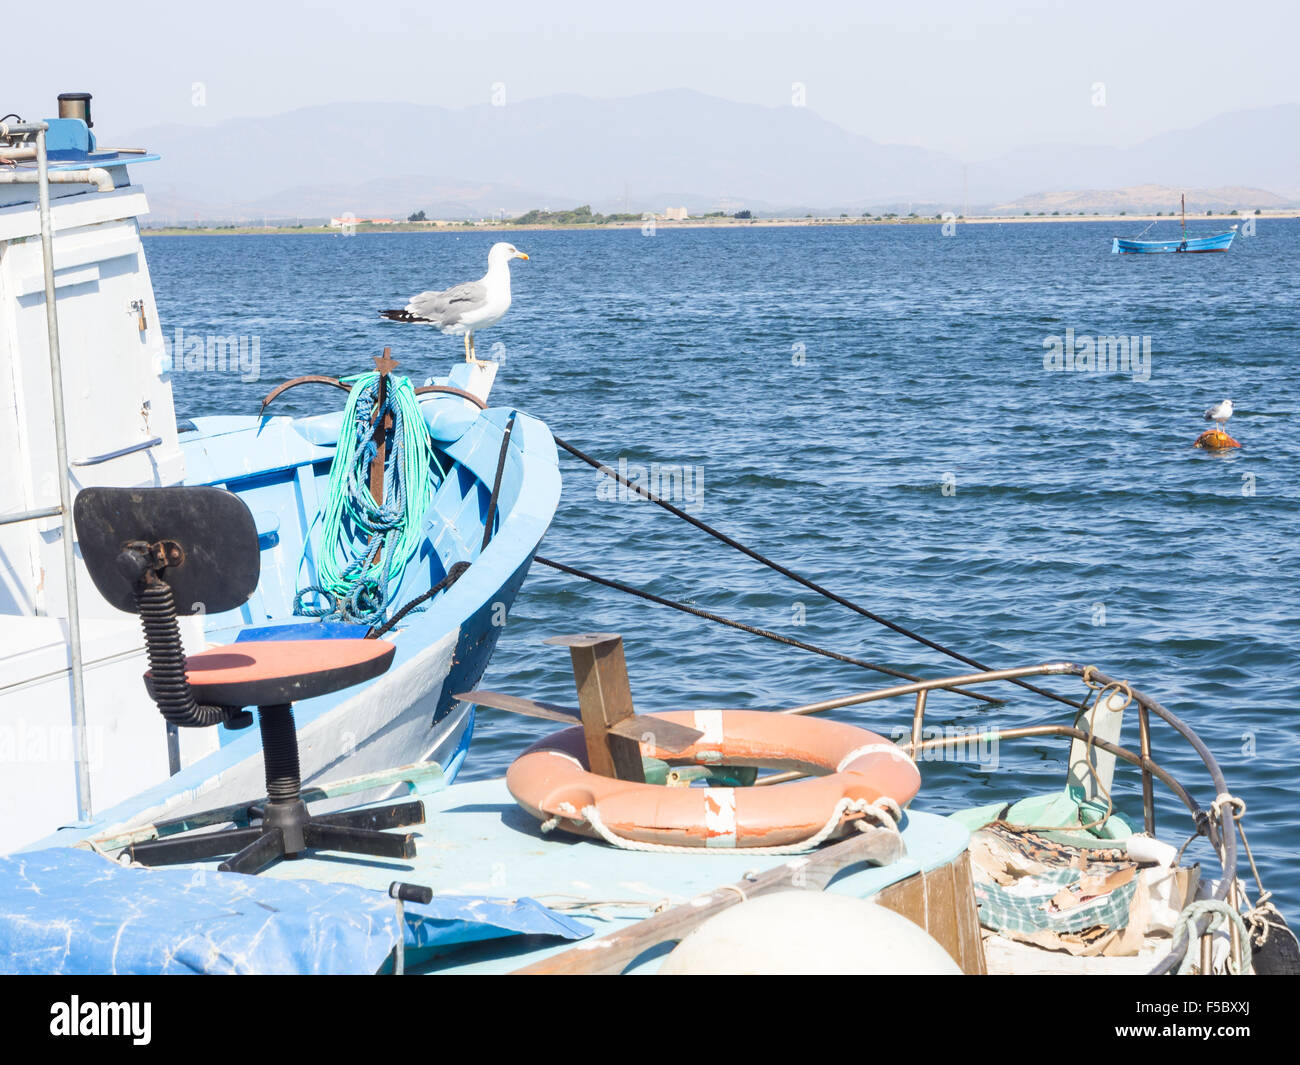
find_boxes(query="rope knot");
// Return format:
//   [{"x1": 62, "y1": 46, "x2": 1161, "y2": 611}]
[
  {"x1": 1171, "y1": 899, "x2": 1254, "y2": 975},
  {"x1": 1082, "y1": 667, "x2": 1133, "y2": 712},
  {"x1": 1212, "y1": 792, "x2": 1247, "y2": 822}
]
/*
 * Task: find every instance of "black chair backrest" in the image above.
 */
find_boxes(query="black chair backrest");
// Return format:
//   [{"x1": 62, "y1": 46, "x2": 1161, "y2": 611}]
[{"x1": 74, "y1": 486, "x2": 261, "y2": 616}]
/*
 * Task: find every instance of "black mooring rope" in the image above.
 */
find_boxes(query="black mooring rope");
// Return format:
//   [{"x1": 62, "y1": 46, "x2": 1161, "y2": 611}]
[
  {"x1": 534, "y1": 556, "x2": 1000, "y2": 705},
  {"x1": 366, "y1": 562, "x2": 470, "y2": 639},
  {"x1": 482, "y1": 412, "x2": 517, "y2": 552},
  {"x1": 551, "y1": 436, "x2": 1084, "y2": 712},
  {"x1": 368, "y1": 411, "x2": 515, "y2": 639}
]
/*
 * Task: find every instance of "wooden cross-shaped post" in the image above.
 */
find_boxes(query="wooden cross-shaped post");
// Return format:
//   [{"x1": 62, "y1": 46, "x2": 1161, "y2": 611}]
[
  {"x1": 544, "y1": 633, "x2": 645, "y2": 782},
  {"x1": 368, "y1": 347, "x2": 398, "y2": 507}
]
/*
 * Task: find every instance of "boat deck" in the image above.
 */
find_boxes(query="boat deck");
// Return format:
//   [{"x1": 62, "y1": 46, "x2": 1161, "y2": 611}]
[{"x1": 245, "y1": 778, "x2": 971, "y2": 974}]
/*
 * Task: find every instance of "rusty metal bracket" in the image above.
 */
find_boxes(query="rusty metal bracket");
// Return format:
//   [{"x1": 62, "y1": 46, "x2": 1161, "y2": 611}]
[{"x1": 257, "y1": 354, "x2": 488, "y2": 419}]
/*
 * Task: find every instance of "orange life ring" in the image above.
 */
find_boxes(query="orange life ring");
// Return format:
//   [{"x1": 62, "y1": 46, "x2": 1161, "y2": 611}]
[{"x1": 506, "y1": 710, "x2": 921, "y2": 849}]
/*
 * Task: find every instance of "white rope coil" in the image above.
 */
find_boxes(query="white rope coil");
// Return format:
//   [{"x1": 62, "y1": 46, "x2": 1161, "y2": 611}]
[{"x1": 558, "y1": 795, "x2": 903, "y2": 856}]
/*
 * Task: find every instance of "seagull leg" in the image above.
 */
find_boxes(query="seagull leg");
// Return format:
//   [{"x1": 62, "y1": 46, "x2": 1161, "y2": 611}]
[{"x1": 466, "y1": 332, "x2": 489, "y2": 368}]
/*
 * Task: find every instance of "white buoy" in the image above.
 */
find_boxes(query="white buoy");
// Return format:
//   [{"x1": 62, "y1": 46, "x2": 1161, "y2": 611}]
[
  {"x1": 659, "y1": 891, "x2": 963, "y2": 975},
  {"x1": 1125, "y1": 833, "x2": 1178, "y2": 867}
]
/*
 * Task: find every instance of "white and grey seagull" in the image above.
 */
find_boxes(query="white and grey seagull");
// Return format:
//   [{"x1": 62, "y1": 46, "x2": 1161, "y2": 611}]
[
  {"x1": 380, "y1": 241, "x2": 529, "y2": 365},
  {"x1": 1203, "y1": 398, "x2": 1234, "y2": 430}
]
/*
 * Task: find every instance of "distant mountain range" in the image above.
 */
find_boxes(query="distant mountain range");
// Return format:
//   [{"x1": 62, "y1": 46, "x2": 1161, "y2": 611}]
[
  {"x1": 120, "y1": 91, "x2": 1300, "y2": 223},
  {"x1": 992, "y1": 184, "x2": 1288, "y2": 216}
]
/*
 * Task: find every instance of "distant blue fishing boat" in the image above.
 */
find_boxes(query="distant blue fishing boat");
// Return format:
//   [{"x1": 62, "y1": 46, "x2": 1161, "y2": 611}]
[
  {"x1": 1112, "y1": 193, "x2": 1237, "y2": 254},
  {"x1": 1113, "y1": 230, "x2": 1236, "y2": 254}
]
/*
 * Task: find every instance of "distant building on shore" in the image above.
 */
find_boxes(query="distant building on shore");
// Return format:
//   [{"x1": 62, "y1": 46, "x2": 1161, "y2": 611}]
[
  {"x1": 662, "y1": 206, "x2": 689, "y2": 220},
  {"x1": 328, "y1": 216, "x2": 398, "y2": 227}
]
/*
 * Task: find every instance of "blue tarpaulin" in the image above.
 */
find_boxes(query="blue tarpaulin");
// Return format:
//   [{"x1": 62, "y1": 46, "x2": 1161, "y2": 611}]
[{"x1": 0, "y1": 848, "x2": 589, "y2": 974}]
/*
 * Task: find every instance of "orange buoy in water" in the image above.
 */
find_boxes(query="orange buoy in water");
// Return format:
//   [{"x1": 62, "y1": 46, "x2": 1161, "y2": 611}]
[{"x1": 1194, "y1": 429, "x2": 1241, "y2": 450}]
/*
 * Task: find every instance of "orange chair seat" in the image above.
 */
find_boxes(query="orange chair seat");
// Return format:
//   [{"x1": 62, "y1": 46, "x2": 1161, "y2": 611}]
[{"x1": 146, "y1": 638, "x2": 396, "y2": 708}]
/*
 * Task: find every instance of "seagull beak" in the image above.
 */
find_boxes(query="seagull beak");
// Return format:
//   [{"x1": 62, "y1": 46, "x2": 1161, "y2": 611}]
[{"x1": 515, "y1": 251, "x2": 529, "y2": 260}]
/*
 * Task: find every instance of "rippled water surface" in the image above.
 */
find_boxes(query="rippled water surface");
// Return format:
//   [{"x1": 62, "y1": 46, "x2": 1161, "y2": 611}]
[{"x1": 148, "y1": 220, "x2": 1300, "y2": 915}]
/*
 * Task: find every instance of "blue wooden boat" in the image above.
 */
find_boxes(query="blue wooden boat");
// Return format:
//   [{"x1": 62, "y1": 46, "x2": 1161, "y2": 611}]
[
  {"x1": 125, "y1": 390, "x2": 562, "y2": 830},
  {"x1": 1112, "y1": 229, "x2": 1236, "y2": 254},
  {"x1": 1112, "y1": 193, "x2": 1237, "y2": 253},
  {"x1": 0, "y1": 97, "x2": 560, "y2": 851}
]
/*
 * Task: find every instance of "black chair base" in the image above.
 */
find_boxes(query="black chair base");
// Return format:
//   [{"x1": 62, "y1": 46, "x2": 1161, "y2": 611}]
[
  {"x1": 125, "y1": 703, "x2": 424, "y2": 876},
  {"x1": 126, "y1": 798, "x2": 425, "y2": 875}
]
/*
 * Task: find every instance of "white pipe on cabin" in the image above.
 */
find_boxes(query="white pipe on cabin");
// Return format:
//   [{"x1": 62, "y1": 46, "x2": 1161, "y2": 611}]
[
  {"x1": 35, "y1": 124, "x2": 94, "y2": 821},
  {"x1": 0, "y1": 122, "x2": 50, "y2": 136},
  {"x1": 0, "y1": 167, "x2": 115, "y2": 193}
]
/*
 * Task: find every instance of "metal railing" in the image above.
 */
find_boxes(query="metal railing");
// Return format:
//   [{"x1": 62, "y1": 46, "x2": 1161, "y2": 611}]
[
  {"x1": 0, "y1": 120, "x2": 105, "y2": 821},
  {"x1": 755, "y1": 660, "x2": 1243, "y2": 975}
]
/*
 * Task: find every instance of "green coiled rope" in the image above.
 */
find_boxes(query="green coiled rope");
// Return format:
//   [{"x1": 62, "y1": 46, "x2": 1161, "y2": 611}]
[{"x1": 294, "y1": 371, "x2": 439, "y2": 623}]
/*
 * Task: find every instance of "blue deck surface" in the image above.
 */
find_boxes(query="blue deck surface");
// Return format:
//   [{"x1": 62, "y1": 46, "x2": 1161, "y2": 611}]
[
  {"x1": 5, "y1": 776, "x2": 968, "y2": 973},
  {"x1": 247, "y1": 779, "x2": 971, "y2": 974}
]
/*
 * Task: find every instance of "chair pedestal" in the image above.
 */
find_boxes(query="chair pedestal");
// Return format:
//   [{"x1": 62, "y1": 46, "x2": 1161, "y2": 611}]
[{"x1": 127, "y1": 704, "x2": 423, "y2": 876}]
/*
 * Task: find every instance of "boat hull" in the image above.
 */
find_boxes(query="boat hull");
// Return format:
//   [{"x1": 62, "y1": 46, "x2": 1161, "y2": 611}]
[
  {"x1": 1112, "y1": 230, "x2": 1236, "y2": 254},
  {"x1": 8, "y1": 404, "x2": 560, "y2": 853},
  {"x1": 0, "y1": 118, "x2": 564, "y2": 855}
]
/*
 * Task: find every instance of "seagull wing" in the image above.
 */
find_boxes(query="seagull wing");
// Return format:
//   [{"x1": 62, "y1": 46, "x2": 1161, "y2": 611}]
[{"x1": 406, "y1": 281, "x2": 489, "y2": 327}]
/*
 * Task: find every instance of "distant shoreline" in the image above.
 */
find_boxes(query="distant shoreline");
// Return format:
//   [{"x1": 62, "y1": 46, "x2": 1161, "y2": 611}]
[{"x1": 140, "y1": 212, "x2": 1298, "y2": 237}]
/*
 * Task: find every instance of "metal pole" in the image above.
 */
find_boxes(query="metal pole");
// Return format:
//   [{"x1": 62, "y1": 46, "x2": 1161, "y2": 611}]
[
  {"x1": 36, "y1": 125, "x2": 93, "y2": 821},
  {"x1": 910, "y1": 688, "x2": 928, "y2": 751},
  {"x1": 1228, "y1": 879, "x2": 1243, "y2": 973},
  {"x1": 1138, "y1": 703, "x2": 1155, "y2": 834},
  {"x1": 757, "y1": 722, "x2": 1198, "y2": 813},
  {"x1": 165, "y1": 723, "x2": 181, "y2": 776},
  {"x1": 392, "y1": 895, "x2": 405, "y2": 975},
  {"x1": 780, "y1": 662, "x2": 1078, "y2": 717},
  {"x1": 0, "y1": 504, "x2": 62, "y2": 526}
]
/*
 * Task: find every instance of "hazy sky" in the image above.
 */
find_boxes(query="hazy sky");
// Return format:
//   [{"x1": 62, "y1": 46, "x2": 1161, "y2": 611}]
[{"x1": 12, "y1": 0, "x2": 1299, "y2": 159}]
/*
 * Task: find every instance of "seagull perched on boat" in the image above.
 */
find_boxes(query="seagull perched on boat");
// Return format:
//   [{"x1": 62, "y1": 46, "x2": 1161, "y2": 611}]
[
  {"x1": 1203, "y1": 399, "x2": 1234, "y2": 430},
  {"x1": 379, "y1": 242, "x2": 528, "y2": 365}
]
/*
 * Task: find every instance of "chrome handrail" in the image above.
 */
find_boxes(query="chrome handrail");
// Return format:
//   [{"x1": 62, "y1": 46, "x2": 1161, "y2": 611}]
[
  {"x1": 766, "y1": 659, "x2": 1242, "y2": 975},
  {"x1": 2, "y1": 121, "x2": 94, "y2": 820}
]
